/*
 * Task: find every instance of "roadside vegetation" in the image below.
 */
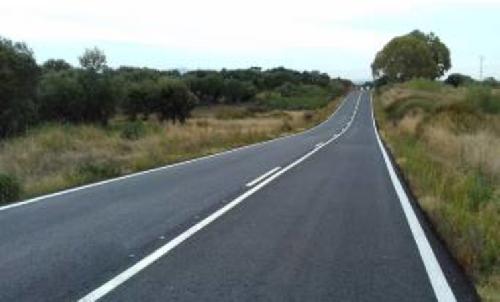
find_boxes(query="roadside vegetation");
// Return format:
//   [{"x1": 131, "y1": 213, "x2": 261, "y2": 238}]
[
  {"x1": 372, "y1": 30, "x2": 500, "y2": 300},
  {"x1": 375, "y1": 81, "x2": 500, "y2": 300},
  {"x1": 0, "y1": 36, "x2": 350, "y2": 203}
]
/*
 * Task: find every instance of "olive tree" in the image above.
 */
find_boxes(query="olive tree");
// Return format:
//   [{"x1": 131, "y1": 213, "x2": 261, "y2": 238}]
[{"x1": 0, "y1": 37, "x2": 39, "y2": 137}]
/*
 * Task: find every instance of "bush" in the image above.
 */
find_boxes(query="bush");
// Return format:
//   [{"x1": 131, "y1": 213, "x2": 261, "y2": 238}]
[
  {"x1": 38, "y1": 70, "x2": 86, "y2": 122},
  {"x1": 222, "y1": 79, "x2": 256, "y2": 103},
  {"x1": 405, "y1": 78, "x2": 443, "y2": 92},
  {"x1": 466, "y1": 85, "x2": 500, "y2": 114},
  {"x1": 154, "y1": 78, "x2": 197, "y2": 123},
  {"x1": 37, "y1": 69, "x2": 117, "y2": 125},
  {"x1": 120, "y1": 121, "x2": 146, "y2": 140},
  {"x1": 78, "y1": 71, "x2": 117, "y2": 125},
  {"x1": 76, "y1": 161, "x2": 121, "y2": 183},
  {"x1": 385, "y1": 98, "x2": 437, "y2": 120},
  {"x1": 123, "y1": 80, "x2": 157, "y2": 120},
  {"x1": 0, "y1": 173, "x2": 21, "y2": 204},
  {"x1": 445, "y1": 73, "x2": 474, "y2": 87}
]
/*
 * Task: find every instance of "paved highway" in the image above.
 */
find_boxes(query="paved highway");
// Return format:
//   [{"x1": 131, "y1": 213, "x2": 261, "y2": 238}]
[{"x1": 0, "y1": 91, "x2": 476, "y2": 301}]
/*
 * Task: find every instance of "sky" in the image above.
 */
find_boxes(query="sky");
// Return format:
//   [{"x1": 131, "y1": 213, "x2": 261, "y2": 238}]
[{"x1": 1, "y1": 0, "x2": 499, "y2": 81}]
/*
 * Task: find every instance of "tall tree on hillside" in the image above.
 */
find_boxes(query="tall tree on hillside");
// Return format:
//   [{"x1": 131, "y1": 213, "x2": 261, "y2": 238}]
[
  {"x1": 78, "y1": 47, "x2": 116, "y2": 125},
  {"x1": 409, "y1": 30, "x2": 451, "y2": 78},
  {"x1": 371, "y1": 30, "x2": 451, "y2": 82},
  {"x1": 0, "y1": 37, "x2": 39, "y2": 137},
  {"x1": 79, "y1": 47, "x2": 107, "y2": 73}
]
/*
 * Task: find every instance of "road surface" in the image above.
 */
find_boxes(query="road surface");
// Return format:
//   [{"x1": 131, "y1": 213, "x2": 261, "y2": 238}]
[{"x1": 0, "y1": 91, "x2": 477, "y2": 301}]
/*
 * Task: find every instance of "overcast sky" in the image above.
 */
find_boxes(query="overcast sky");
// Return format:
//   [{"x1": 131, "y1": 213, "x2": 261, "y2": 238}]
[{"x1": 1, "y1": 0, "x2": 499, "y2": 80}]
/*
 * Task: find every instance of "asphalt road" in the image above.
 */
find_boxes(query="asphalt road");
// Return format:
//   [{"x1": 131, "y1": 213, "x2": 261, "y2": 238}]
[{"x1": 0, "y1": 91, "x2": 477, "y2": 301}]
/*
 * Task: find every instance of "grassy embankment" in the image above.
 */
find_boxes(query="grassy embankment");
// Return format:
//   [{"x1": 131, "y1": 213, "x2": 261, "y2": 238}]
[
  {"x1": 0, "y1": 87, "x2": 342, "y2": 202},
  {"x1": 375, "y1": 79, "x2": 500, "y2": 301}
]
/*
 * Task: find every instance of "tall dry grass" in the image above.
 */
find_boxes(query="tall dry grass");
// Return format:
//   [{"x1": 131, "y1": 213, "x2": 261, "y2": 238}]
[{"x1": 0, "y1": 99, "x2": 340, "y2": 200}]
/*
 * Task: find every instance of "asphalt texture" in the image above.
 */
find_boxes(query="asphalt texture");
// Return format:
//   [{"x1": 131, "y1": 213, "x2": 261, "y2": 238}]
[{"x1": 0, "y1": 91, "x2": 477, "y2": 301}]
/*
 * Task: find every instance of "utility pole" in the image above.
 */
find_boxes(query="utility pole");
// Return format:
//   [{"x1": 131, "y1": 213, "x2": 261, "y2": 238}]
[{"x1": 479, "y1": 55, "x2": 484, "y2": 80}]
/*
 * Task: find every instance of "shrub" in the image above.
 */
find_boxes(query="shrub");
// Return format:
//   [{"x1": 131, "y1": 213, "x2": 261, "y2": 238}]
[
  {"x1": 466, "y1": 85, "x2": 500, "y2": 114},
  {"x1": 0, "y1": 173, "x2": 21, "y2": 204},
  {"x1": 154, "y1": 78, "x2": 197, "y2": 123},
  {"x1": 76, "y1": 161, "x2": 121, "y2": 183},
  {"x1": 123, "y1": 80, "x2": 157, "y2": 120},
  {"x1": 120, "y1": 121, "x2": 146, "y2": 140},
  {"x1": 405, "y1": 78, "x2": 443, "y2": 92},
  {"x1": 445, "y1": 73, "x2": 474, "y2": 87},
  {"x1": 385, "y1": 98, "x2": 436, "y2": 120},
  {"x1": 38, "y1": 70, "x2": 86, "y2": 122},
  {"x1": 222, "y1": 79, "x2": 256, "y2": 103}
]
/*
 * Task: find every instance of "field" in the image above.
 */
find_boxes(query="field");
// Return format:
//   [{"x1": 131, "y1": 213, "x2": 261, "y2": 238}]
[
  {"x1": 375, "y1": 80, "x2": 500, "y2": 300},
  {"x1": 0, "y1": 98, "x2": 341, "y2": 201}
]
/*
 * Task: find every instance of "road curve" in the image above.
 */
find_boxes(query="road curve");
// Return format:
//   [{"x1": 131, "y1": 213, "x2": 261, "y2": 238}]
[{"x1": 0, "y1": 91, "x2": 476, "y2": 301}]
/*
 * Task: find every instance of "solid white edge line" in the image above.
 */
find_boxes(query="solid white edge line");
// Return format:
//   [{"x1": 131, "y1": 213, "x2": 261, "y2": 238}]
[
  {"x1": 78, "y1": 92, "x2": 363, "y2": 302},
  {"x1": 0, "y1": 92, "x2": 356, "y2": 213},
  {"x1": 369, "y1": 92, "x2": 456, "y2": 302},
  {"x1": 245, "y1": 167, "x2": 281, "y2": 187}
]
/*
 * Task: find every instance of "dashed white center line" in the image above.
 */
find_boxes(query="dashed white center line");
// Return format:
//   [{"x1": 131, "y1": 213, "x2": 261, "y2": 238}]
[
  {"x1": 245, "y1": 167, "x2": 281, "y2": 187},
  {"x1": 77, "y1": 92, "x2": 363, "y2": 302},
  {"x1": 315, "y1": 142, "x2": 324, "y2": 148}
]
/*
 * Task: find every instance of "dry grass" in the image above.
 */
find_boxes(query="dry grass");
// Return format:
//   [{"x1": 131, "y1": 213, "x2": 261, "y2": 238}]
[
  {"x1": 0, "y1": 98, "x2": 341, "y2": 200},
  {"x1": 375, "y1": 83, "x2": 500, "y2": 300}
]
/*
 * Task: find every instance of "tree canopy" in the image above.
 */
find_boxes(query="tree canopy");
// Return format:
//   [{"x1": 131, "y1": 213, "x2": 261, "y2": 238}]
[
  {"x1": 372, "y1": 30, "x2": 451, "y2": 82},
  {"x1": 0, "y1": 37, "x2": 39, "y2": 137}
]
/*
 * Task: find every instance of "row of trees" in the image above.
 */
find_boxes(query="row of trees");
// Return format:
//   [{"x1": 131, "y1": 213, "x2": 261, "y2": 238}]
[{"x1": 0, "y1": 36, "x2": 352, "y2": 138}]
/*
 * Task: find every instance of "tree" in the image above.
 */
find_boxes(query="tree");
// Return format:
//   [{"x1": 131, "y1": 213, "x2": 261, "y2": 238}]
[
  {"x1": 153, "y1": 78, "x2": 197, "y2": 124},
  {"x1": 444, "y1": 73, "x2": 474, "y2": 87},
  {"x1": 222, "y1": 79, "x2": 256, "y2": 103},
  {"x1": 0, "y1": 37, "x2": 39, "y2": 137},
  {"x1": 78, "y1": 71, "x2": 116, "y2": 125},
  {"x1": 186, "y1": 73, "x2": 224, "y2": 104},
  {"x1": 372, "y1": 30, "x2": 451, "y2": 82},
  {"x1": 79, "y1": 47, "x2": 107, "y2": 73},
  {"x1": 76, "y1": 48, "x2": 116, "y2": 125},
  {"x1": 42, "y1": 59, "x2": 72, "y2": 73},
  {"x1": 409, "y1": 30, "x2": 451, "y2": 78},
  {"x1": 123, "y1": 80, "x2": 157, "y2": 120},
  {"x1": 38, "y1": 70, "x2": 85, "y2": 122}
]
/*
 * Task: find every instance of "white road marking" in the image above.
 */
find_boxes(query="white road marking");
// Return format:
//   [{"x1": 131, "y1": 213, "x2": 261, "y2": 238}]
[
  {"x1": 245, "y1": 167, "x2": 281, "y2": 187},
  {"x1": 0, "y1": 94, "x2": 356, "y2": 213},
  {"x1": 370, "y1": 93, "x2": 456, "y2": 302},
  {"x1": 315, "y1": 142, "x2": 324, "y2": 148},
  {"x1": 78, "y1": 92, "x2": 363, "y2": 302}
]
